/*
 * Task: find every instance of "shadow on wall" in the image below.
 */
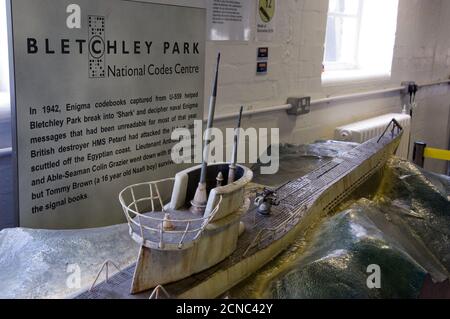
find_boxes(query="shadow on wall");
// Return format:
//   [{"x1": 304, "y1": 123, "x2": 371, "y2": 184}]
[
  {"x1": 0, "y1": 153, "x2": 13, "y2": 229},
  {"x1": 0, "y1": 93, "x2": 13, "y2": 229}
]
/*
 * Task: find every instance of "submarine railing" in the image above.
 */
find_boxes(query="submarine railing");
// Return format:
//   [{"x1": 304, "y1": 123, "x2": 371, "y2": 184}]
[
  {"x1": 377, "y1": 118, "x2": 403, "y2": 143},
  {"x1": 149, "y1": 285, "x2": 171, "y2": 299},
  {"x1": 89, "y1": 260, "x2": 125, "y2": 292},
  {"x1": 119, "y1": 179, "x2": 224, "y2": 250}
]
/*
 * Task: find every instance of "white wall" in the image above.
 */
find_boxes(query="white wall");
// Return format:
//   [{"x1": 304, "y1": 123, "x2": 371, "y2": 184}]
[
  {"x1": 204, "y1": 0, "x2": 450, "y2": 174},
  {"x1": 1, "y1": 0, "x2": 449, "y2": 172}
]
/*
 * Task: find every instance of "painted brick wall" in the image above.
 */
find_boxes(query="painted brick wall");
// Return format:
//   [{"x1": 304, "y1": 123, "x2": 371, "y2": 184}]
[{"x1": 204, "y1": 0, "x2": 450, "y2": 174}]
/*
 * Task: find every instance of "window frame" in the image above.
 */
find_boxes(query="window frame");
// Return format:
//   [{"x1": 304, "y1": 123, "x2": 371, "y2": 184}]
[
  {"x1": 322, "y1": 0, "x2": 397, "y2": 84},
  {"x1": 324, "y1": 0, "x2": 364, "y2": 72}
]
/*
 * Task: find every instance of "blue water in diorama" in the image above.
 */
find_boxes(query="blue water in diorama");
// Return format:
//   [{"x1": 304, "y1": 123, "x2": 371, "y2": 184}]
[{"x1": 231, "y1": 142, "x2": 450, "y2": 299}]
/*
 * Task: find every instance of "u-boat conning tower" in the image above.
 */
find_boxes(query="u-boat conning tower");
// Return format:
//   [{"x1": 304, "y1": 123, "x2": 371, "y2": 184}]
[{"x1": 119, "y1": 54, "x2": 253, "y2": 294}]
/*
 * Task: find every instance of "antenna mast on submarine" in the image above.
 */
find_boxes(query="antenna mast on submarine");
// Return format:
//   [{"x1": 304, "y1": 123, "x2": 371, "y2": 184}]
[
  {"x1": 227, "y1": 106, "x2": 244, "y2": 185},
  {"x1": 190, "y1": 53, "x2": 221, "y2": 215}
]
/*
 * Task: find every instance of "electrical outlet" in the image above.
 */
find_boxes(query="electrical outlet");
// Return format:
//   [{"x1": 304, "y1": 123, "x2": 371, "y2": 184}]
[{"x1": 287, "y1": 97, "x2": 311, "y2": 116}]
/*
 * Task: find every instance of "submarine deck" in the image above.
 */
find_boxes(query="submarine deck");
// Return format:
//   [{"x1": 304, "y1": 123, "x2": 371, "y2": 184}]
[
  {"x1": 74, "y1": 192, "x2": 313, "y2": 299},
  {"x1": 75, "y1": 135, "x2": 398, "y2": 299}
]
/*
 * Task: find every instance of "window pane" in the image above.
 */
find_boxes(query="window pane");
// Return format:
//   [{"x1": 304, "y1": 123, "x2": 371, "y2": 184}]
[
  {"x1": 324, "y1": 16, "x2": 358, "y2": 65},
  {"x1": 329, "y1": 0, "x2": 360, "y2": 15},
  {"x1": 358, "y1": 0, "x2": 398, "y2": 74},
  {"x1": 323, "y1": 0, "x2": 399, "y2": 82}
]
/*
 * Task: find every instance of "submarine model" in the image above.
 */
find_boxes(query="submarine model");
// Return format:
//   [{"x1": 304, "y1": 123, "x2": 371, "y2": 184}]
[{"x1": 75, "y1": 54, "x2": 404, "y2": 299}]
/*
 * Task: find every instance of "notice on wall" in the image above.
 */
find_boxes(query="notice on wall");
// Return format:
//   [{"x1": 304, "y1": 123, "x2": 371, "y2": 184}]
[
  {"x1": 256, "y1": 0, "x2": 276, "y2": 41},
  {"x1": 8, "y1": 0, "x2": 205, "y2": 229},
  {"x1": 207, "y1": 0, "x2": 251, "y2": 41}
]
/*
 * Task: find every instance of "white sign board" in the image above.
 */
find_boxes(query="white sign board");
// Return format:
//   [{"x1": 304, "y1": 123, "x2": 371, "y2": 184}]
[
  {"x1": 8, "y1": 0, "x2": 205, "y2": 229},
  {"x1": 208, "y1": 0, "x2": 252, "y2": 41}
]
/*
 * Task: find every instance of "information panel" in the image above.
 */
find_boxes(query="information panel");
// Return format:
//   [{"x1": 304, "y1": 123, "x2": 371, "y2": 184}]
[
  {"x1": 207, "y1": 0, "x2": 252, "y2": 41},
  {"x1": 9, "y1": 0, "x2": 205, "y2": 229}
]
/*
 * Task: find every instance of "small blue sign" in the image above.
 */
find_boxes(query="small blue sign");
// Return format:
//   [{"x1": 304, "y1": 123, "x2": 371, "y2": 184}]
[{"x1": 257, "y1": 62, "x2": 268, "y2": 74}]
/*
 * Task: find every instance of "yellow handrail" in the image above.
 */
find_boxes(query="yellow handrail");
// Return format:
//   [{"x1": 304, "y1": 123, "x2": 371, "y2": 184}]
[{"x1": 424, "y1": 147, "x2": 450, "y2": 161}]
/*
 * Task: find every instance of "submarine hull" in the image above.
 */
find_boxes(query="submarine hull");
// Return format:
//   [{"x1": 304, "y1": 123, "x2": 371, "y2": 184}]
[{"x1": 76, "y1": 131, "x2": 402, "y2": 299}]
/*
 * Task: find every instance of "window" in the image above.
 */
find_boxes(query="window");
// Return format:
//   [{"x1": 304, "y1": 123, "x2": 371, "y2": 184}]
[
  {"x1": 0, "y1": 0, "x2": 9, "y2": 94},
  {"x1": 323, "y1": 0, "x2": 399, "y2": 83}
]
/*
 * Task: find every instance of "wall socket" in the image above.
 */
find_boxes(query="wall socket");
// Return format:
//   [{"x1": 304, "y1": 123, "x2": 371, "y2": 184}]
[{"x1": 287, "y1": 96, "x2": 311, "y2": 116}]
